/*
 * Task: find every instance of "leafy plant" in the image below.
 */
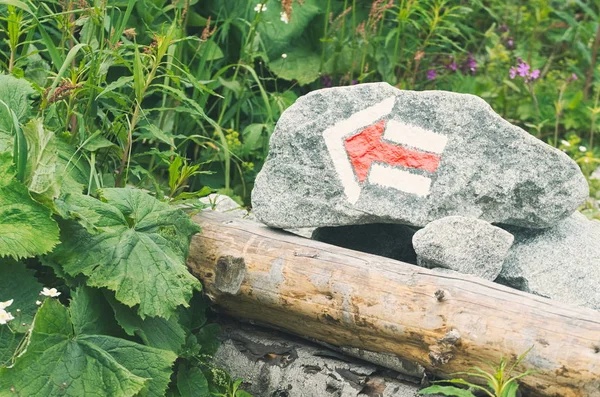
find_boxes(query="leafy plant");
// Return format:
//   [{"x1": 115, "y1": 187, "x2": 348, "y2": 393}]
[
  {"x1": 0, "y1": 1, "x2": 598, "y2": 396},
  {"x1": 419, "y1": 347, "x2": 535, "y2": 397}
]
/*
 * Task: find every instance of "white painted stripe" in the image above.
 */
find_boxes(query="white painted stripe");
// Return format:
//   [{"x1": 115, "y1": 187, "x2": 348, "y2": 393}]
[
  {"x1": 323, "y1": 96, "x2": 396, "y2": 204},
  {"x1": 368, "y1": 163, "x2": 432, "y2": 197},
  {"x1": 383, "y1": 120, "x2": 448, "y2": 154}
]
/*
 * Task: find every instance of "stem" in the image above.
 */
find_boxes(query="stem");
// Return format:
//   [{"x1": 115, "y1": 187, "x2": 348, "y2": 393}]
[
  {"x1": 584, "y1": 24, "x2": 600, "y2": 101},
  {"x1": 590, "y1": 86, "x2": 600, "y2": 148},
  {"x1": 115, "y1": 55, "x2": 161, "y2": 187},
  {"x1": 8, "y1": 51, "x2": 14, "y2": 73},
  {"x1": 554, "y1": 85, "x2": 566, "y2": 147},
  {"x1": 528, "y1": 83, "x2": 542, "y2": 134},
  {"x1": 320, "y1": 0, "x2": 331, "y2": 71}
]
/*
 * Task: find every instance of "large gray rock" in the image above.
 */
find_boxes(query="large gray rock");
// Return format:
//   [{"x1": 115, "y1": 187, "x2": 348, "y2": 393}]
[
  {"x1": 412, "y1": 216, "x2": 514, "y2": 280},
  {"x1": 311, "y1": 223, "x2": 417, "y2": 264},
  {"x1": 252, "y1": 83, "x2": 587, "y2": 229},
  {"x1": 498, "y1": 212, "x2": 600, "y2": 310}
]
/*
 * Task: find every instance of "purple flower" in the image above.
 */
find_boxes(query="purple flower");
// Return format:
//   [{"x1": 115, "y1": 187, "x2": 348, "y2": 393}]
[
  {"x1": 426, "y1": 69, "x2": 437, "y2": 80},
  {"x1": 448, "y1": 61, "x2": 458, "y2": 71},
  {"x1": 530, "y1": 69, "x2": 540, "y2": 80},
  {"x1": 498, "y1": 24, "x2": 509, "y2": 33},
  {"x1": 465, "y1": 54, "x2": 477, "y2": 74},
  {"x1": 516, "y1": 62, "x2": 530, "y2": 77},
  {"x1": 321, "y1": 75, "x2": 333, "y2": 88},
  {"x1": 506, "y1": 38, "x2": 514, "y2": 49},
  {"x1": 509, "y1": 67, "x2": 517, "y2": 79},
  {"x1": 568, "y1": 73, "x2": 578, "y2": 82},
  {"x1": 351, "y1": 79, "x2": 358, "y2": 85}
]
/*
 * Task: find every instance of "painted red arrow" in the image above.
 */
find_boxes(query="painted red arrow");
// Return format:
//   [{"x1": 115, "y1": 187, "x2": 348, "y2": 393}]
[{"x1": 344, "y1": 120, "x2": 441, "y2": 182}]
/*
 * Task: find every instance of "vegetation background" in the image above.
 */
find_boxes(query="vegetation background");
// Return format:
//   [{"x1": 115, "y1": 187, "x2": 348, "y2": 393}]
[{"x1": 0, "y1": 0, "x2": 598, "y2": 396}]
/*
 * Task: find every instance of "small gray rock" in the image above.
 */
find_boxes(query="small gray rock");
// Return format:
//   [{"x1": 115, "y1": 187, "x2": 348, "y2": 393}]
[
  {"x1": 252, "y1": 83, "x2": 587, "y2": 229},
  {"x1": 412, "y1": 216, "x2": 514, "y2": 280},
  {"x1": 498, "y1": 212, "x2": 600, "y2": 310},
  {"x1": 311, "y1": 223, "x2": 417, "y2": 264}
]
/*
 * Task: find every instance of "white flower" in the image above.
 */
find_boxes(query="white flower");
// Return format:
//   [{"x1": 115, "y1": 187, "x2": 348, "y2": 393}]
[
  {"x1": 0, "y1": 299, "x2": 13, "y2": 310},
  {"x1": 579, "y1": 146, "x2": 587, "y2": 152},
  {"x1": 561, "y1": 140, "x2": 570, "y2": 147},
  {"x1": 281, "y1": 53, "x2": 288, "y2": 59},
  {"x1": 36, "y1": 300, "x2": 42, "y2": 305},
  {"x1": 0, "y1": 310, "x2": 14, "y2": 325},
  {"x1": 40, "y1": 287, "x2": 61, "y2": 298},
  {"x1": 254, "y1": 3, "x2": 267, "y2": 12},
  {"x1": 280, "y1": 11, "x2": 289, "y2": 23}
]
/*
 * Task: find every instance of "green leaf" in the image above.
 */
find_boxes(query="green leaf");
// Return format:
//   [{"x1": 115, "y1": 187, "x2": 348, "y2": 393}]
[
  {"x1": 0, "y1": 75, "x2": 35, "y2": 144},
  {"x1": 106, "y1": 292, "x2": 187, "y2": 353},
  {"x1": 24, "y1": 44, "x2": 51, "y2": 87},
  {"x1": 177, "y1": 291, "x2": 208, "y2": 331},
  {"x1": 69, "y1": 287, "x2": 123, "y2": 337},
  {"x1": 257, "y1": 0, "x2": 321, "y2": 57},
  {"x1": 500, "y1": 381, "x2": 519, "y2": 397},
  {"x1": 177, "y1": 364, "x2": 209, "y2": 397},
  {"x1": 50, "y1": 188, "x2": 201, "y2": 318},
  {"x1": 418, "y1": 385, "x2": 477, "y2": 397},
  {"x1": 55, "y1": 139, "x2": 90, "y2": 194},
  {"x1": 139, "y1": 123, "x2": 175, "y2": 146},
  {"x1": 236, "y1": 390, "x2": 254, "y2": 397},
  {"x1": 195, "y1": 323, "x2": 220, "y2": 355},
  {"x1": 22, "y1": 119, "x2": 60, "y2": 201},
  {"x1": 82, "y1": 134, "x2": 119, "y2": 152},
  {"x1": 242, "y1": 123, "x2": 266, "y2": 155},
  {"x1": 0, "y1": 152, "x2": 60, "y2": 259},
  {"x1": 0, "y1": 0, "x2": 32, "y2": 13},
  {"x1": 198, "y1": 40, "x2": 224, "y2": 61},
  {"x1": 0, "y1": 259, "x2": 43, "y2": 365},
  {"x1": 97, "y1": 76, "x2": 134, "y2": 100},
  {"x1": 85, "y1": 335, "x2": 177, "y2": 397},
  {"x1": 0, "y1": 298, "x2": 177, "y2": 397},
  {"x1": 267, "y1": 46, "x2": 321, "y2": 85}
]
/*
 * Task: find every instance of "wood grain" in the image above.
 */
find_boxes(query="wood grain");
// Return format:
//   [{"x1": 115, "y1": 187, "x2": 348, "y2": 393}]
[{"x1": 187, "y1": 211, "x2": 600, "y2": 397}]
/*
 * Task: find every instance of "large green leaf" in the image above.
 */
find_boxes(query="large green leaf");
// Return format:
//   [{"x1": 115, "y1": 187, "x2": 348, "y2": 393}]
[
  {"x1": 23, "y1": 119, "x2": 60, "y2": 202},
  {"x1": 257, "y1": 0, "x2": 322, "y2": 57},
  {"x1": 0, "y1": 75, "x2": 35, "y2": 151},
  {"x1": 55, "y1": 138, "x2": 90, "y2": 195},
  {"x1": 267, "y1": 45, "x2": 321, "y2": 85},
  {"x1": 106, "y1": 291, "x2": 187, "y2": 353},
  {"x1": 0, "y1": 296, "x2": 177, "y2": 397},
  {"x1": 177, "y1": 363, "x2": 209, "y2": 397},
  {"x1": 50, "y1": 188, "x2": 202, "y2": 318},
  {"x1": 0, "y1": 152, "x2": 60, "y2": 259},
  {"x1": 0, "y1": 259, "x2": 43, "y2": 365},
  {"x1": 69, "y1": 287, "x2": 124, "y2": 337}
]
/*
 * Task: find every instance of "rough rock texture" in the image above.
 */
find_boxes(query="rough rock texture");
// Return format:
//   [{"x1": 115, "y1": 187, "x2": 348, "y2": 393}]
[
  {"x1": 498, "y1": 212, "x2": 600, "y2": 310},
  {"x1": 213, "y1": 319, "x2": 427, "y2": 397},
  {"x1": 412, "y1": 216, "x2": 514, "y2": 280},
  {"x1": 252, "y1": 83, "x2": 587, "y2": 229},
  {"x1": 311, "y1": 223, "x2": 418, "y2": 264}
]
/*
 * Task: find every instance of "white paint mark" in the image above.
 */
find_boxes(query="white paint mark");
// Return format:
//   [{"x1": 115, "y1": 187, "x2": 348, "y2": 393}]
[
  {"x1": 384, "y1": 120, "x2": 448, "y2": 154},
  {"x1": 323, "y1": 96, "x2": 396, "y2": 204},
  {"x1": 368, "y1": 163, "x2": 432, "y2": 197}
]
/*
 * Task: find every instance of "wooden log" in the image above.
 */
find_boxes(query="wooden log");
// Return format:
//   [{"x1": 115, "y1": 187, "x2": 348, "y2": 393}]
[{"x1": 187, "y1": 211, "x2": 600, "y2": 397}]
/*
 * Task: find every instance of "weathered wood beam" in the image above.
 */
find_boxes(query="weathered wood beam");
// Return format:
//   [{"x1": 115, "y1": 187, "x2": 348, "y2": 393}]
[{"x1": 187, "y1": 211, "x2": 600, "y2": 397}]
